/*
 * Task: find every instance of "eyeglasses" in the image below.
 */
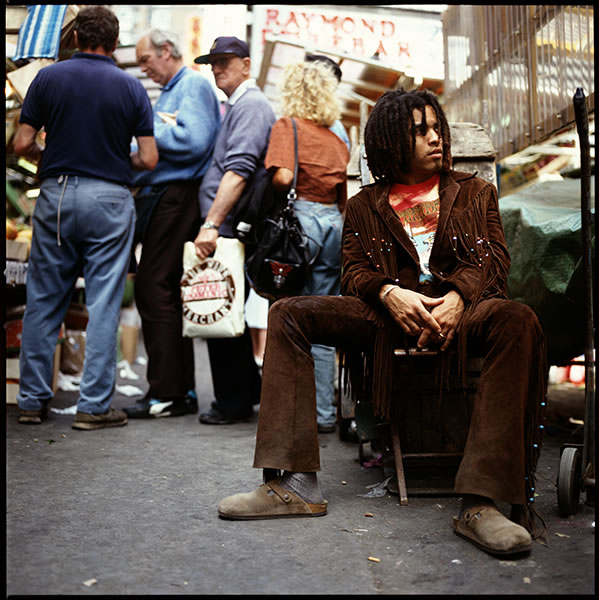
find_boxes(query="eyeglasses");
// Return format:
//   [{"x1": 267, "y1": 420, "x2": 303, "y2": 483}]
[{"x1": 208, "y1": 56, "x2": 234, "y2": 69}]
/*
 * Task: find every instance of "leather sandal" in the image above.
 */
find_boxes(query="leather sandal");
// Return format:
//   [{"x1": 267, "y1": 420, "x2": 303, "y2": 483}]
[
  {"x1": 453, "y1": 505, "x2": 532, "y2": 556},
  {"x1": 218, "y1": 479, "x2": 328, "y2": 520}
]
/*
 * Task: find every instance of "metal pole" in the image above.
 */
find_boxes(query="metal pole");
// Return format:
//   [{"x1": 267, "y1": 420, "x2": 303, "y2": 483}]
[
  {"x1": 573, "y1": 87, "x2": 595, "y2": 499},
  {"x1": 359, "y1": 102, "x2": 370, "y2": 187}
]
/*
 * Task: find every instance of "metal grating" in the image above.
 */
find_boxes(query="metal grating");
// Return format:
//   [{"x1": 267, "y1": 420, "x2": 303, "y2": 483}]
[{"x1": 442, "y1": 5, "x2": 594, "y2": 161}]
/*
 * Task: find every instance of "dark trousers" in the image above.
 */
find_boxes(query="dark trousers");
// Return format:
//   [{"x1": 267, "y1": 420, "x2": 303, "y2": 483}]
[
  {"x1": 135, "y1": 180, "x2": 202, "y2": 398},
  {"x1": 253, "y1": 295, "x2": 546, "y2": 508},
  {"x1": 206, "y1": 282, "x2": 262, "y2": 418}
]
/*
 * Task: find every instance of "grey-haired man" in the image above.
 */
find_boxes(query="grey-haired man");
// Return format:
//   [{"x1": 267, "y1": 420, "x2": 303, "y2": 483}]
[{"x1": 123, "y1": 30, "x2": 221, "y2": 419}]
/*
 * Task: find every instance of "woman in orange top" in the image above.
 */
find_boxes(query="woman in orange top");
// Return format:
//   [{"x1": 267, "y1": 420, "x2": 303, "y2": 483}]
[{"x1": 265, "y1": 60, "x2": 350, "y2": 433}]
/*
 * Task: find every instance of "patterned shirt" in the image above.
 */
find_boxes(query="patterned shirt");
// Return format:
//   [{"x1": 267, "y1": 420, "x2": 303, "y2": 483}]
[{"x1": 389, "y1": 173, "x2": 440, "y2": 283}]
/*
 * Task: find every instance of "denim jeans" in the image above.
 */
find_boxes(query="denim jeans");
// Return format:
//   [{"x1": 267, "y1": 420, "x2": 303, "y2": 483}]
[
  {"x1": 294, "y1": 199, "x2": 343, "y2": 426},
  {"x1": 17, "y1": 176, "x2": 135, "y2": 415}
]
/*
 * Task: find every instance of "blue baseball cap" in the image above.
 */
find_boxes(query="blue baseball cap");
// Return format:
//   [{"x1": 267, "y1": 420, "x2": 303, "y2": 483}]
[{"x1": 194, "y1": 36, "x2": 250, "y2": 64}]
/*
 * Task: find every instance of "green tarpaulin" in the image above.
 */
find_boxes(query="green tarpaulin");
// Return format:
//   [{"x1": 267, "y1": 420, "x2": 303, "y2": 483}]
[{"x1": 499, "y1": 175, "x2": 595, "y2": 365}]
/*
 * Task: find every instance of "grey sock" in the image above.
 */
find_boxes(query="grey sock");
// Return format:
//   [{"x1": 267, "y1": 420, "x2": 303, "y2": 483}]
[{"x1": 280, "y1": 471, "x2": 323, "y2": 503}]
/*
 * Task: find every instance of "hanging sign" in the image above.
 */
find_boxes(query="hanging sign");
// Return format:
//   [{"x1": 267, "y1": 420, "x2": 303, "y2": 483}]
[{"x1": 251, "y1": 5, "x2": 444, "y2": 79}]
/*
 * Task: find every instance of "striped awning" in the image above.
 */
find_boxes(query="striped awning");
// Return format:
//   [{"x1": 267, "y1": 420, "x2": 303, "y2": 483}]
[{"x1": 13, "y1": 5, "x2": 68, "y2": 61}]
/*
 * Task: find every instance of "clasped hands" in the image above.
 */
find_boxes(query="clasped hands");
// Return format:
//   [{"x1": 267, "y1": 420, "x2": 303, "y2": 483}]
[{"x1": 380, "y1": 286, "x2": 464, "y2": 352}]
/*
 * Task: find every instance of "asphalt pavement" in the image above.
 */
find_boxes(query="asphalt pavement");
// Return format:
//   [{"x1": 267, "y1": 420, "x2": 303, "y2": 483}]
[{"x1": 5, "y1": 337, "x2": 595, "y2": 595}]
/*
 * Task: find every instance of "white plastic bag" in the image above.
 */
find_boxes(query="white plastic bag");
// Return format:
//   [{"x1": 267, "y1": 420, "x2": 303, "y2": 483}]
[{"x1": 181, "y1": 239, "x2": 245, "y2": 338}]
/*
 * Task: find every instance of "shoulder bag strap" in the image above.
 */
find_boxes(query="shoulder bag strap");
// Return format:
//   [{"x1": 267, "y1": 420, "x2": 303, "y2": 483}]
[{"x1": 287, "y1": 118, "x2": 299, "y2": 203}]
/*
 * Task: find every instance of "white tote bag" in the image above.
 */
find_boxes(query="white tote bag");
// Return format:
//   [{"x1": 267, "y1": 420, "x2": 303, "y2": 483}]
[{"x1": 181, "y1": 238, "x2": 245, "y2": 338}]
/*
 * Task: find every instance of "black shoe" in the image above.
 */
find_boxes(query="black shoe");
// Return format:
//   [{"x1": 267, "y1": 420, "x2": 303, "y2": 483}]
[
  {"x1": 123, "y1": 395, "x2": 187, "y2": 418},
  {"x1": 199, "y1": 407, "x2": 252, "y2": 425},
  {"x1": 184, "y1": 390, "x2": 198, "y2": 414}
]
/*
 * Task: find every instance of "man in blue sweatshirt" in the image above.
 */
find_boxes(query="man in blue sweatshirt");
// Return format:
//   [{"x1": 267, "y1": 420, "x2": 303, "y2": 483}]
[
  {"x1": 194, "y1": 37, "x2": 276, "y2": 425},
  {"x1": 123, "y1": 30, "x2": 221, "y2": 419}
]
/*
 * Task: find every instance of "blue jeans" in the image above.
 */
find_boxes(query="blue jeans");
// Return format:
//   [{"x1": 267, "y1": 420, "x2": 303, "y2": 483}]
[
  {"x1": 294, "y1": 199, "x2": 343, "y2": 426},
  {"x1": 17, "y1": 176, "x2": 135, "y2": 415}
]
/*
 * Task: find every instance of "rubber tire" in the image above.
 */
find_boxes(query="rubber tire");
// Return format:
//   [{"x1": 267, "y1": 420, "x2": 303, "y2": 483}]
[{"x1": 557, "y1": 446, "x2": 582, "y2": 517}]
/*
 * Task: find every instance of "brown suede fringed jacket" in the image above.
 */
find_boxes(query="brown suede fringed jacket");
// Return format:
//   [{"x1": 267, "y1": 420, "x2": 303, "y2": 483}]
[{"x1": 341, "y1": 170, "x2": 510, "y2": 420}]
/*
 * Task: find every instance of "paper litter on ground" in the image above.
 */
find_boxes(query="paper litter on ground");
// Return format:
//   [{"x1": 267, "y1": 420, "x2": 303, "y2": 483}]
[
  {"x1": 57, "y1": 372, "x2": 81, "y2": 391},
  {"x1": 50, "y1": 404, "x2": 78, "y2": 415},
  {"x1": 358, "y1": 476, "x2": 392, "y2": 498},
  {"x1": 116, "y1": 384, "x2": 143, "y2": 397}
]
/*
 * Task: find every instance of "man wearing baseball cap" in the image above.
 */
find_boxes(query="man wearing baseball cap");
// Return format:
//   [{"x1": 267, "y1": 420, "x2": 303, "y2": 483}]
[
  {"x1": 193, "y1": 37, "x2": 276, "y2": 425},
  {"x1": 195, "y1": 36, "x2": 250, "y2": 63}
]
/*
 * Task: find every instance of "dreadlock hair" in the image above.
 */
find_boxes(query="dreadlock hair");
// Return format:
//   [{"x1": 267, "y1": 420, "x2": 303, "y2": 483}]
[{"x1": 364, "y1": 88, "x2": 452, "y2": 183}]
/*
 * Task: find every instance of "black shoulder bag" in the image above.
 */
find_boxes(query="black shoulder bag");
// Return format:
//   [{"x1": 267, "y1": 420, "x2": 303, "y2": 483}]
[
  {"x1": 232, "y1": 170, "x2": 288, "y2": 254},
  {"x1": 245, "y1": 118, "x2": 313, "y2": 301}
]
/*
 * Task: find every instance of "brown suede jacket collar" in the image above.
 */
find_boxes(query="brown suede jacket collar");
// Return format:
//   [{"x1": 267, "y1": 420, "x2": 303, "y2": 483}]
[
  {"x1": 342, "y1": 170, "x2": 510, "y2": 309},
  {"x1": 370, "y1": 170, "x2": 478, "y2": 267}
]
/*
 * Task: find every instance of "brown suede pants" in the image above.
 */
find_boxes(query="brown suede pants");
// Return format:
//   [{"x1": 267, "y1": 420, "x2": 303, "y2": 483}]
[{"x1": 253, "y1": 295, "x2": 546, "y2": 507}]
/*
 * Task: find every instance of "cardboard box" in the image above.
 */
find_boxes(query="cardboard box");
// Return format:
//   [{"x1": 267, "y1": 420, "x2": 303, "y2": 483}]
[
  {"x1": 6, "y1": 357, "x2": 20, "y2": 404},
  {"x1": 6, "y1": 239, "x2": 29, "y2": 261},
  {"x1": 119, "y1": 325, "x2": 139, "y2": 365},
  {"x1": 6, "y1": 57, "x2": 55, "y2": 103},
  {"x1": 60, "y1": 330, "x2": 85, "y2": 375},
  {"x1": 52, "y1": 343, "x2": 61, "y2": 393},
  {"x1": 5, "y1": 339, "x2": 62, "y2": 403},
  {"x1": 6, "y1": 382, "x2": 18, "y2": 405},
  {"x1": 6, "y1": 357, "x2": 20, "y2": 379}
]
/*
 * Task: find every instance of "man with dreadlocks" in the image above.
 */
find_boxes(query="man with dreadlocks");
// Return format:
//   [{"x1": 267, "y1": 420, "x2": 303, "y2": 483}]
[{"x1": 217, "y1": 89, "x2": 547, "y2": 558}]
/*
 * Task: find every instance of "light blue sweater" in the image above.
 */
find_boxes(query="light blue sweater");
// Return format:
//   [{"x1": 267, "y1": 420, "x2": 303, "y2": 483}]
[
  {"x1": 132, "y1": 66, "x2": 221, "y2": 186},
  {"x1": 199, "y1": 85, "x2": 276, "y2": 236}
]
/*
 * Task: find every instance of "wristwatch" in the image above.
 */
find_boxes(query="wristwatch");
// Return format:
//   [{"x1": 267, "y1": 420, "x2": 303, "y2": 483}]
[{"x1": 201, "y1": 220, "x2": 218, "y2": 230}]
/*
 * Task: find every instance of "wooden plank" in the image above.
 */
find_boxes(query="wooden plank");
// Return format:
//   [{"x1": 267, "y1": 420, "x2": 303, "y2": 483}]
[
  {"x1": 390, "y1": 422, "x2": 409, "y2": 505},
  {"x1": 7, "y1": 58, "x2": 55, "y2": 103},
  {"x1": 421, "y1": 392, "x2": 444, "y2": 452},
  {"x1": 6, "y1": 6, "x2": 29, "y2": 34}
]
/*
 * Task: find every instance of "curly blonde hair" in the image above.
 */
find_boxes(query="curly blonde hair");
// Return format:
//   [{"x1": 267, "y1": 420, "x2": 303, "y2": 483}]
[{"x1": 279, "y1": 61, "x2": 341, "y2": 127}]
